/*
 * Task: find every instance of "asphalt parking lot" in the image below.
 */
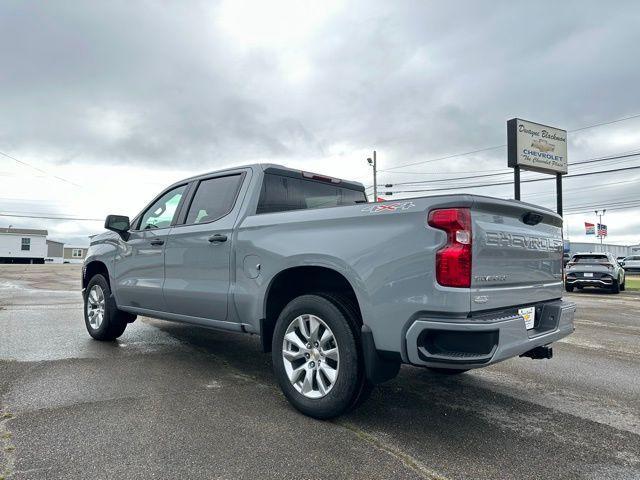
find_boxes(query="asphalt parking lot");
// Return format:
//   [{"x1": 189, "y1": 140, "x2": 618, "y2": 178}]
[{"x1": 1, "y1": 265, "x2": 639, "y2": 480}]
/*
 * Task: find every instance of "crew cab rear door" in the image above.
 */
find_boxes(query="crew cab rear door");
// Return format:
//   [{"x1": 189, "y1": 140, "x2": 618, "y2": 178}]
[
  {"x1": 471, "y1": 198, "x2": 564, "y2": 312},
  {"x1": 163, "y1": 170, "x2": 248, "y2": 323}
]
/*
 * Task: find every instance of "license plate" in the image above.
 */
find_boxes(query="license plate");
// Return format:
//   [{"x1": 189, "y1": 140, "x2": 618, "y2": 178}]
[
  {"x1": 518, "y1": 306, "x2": 535, "y2": 330},
  {"x1": 583, "y1": 272, "x2": 593, "y2": 277}
]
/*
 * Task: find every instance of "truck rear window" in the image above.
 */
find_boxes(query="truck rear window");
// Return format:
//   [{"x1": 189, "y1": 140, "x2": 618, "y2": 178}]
[{"x1": 256, "y1": 173, "x2": 367, "y2": 214}]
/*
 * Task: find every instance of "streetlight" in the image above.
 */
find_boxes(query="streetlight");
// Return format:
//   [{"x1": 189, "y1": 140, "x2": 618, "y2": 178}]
[
  {"x1": 594, "y1": 209, "x2": 606, "y2": 246},
  {"x1": 367, "y1": 151, "x2": 377, "y2": 202}
]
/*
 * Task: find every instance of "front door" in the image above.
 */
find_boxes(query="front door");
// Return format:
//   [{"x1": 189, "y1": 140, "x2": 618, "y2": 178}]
[
  {"x1": 114, "y1": 184, "x2": 187, "y2": 311},
  {"x1": 163, "y1": 173, "x2": 245, "y2": 321}
]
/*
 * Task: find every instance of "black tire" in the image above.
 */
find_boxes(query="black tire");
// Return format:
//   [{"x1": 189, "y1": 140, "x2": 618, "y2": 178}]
[
  {"x1": 611, "y1": 280, "x2": 620, "y2": 294},
  {"x1": 427, "y1": 368, "x2": 469, "y2": 375},
  {"x1": 565, "y1": 284, "x2": 574, "y2": 292},
  {"x1": 620, "y1": 280, "x2": 625, "y2": 291},
  {"x1": 317, "y1": 292, "x2": 374, "y2": 412},
  {"x1": 271, "y1": 293, "x2": 371, "y2": 419},
  {"x1": 83, "y1": 274, "x2": 131, "y2": 341}
]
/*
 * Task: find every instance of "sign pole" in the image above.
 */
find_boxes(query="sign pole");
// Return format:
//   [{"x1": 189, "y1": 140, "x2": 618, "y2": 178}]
[
  {"x1": 514, "y1": 165, "x2": 521, "y2": 200},
  {"x1": 556, "y1": 172, "x2": 562, "y2": 216}
]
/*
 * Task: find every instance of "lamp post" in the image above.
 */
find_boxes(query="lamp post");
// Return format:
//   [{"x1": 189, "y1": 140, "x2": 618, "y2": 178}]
[
  {"x1": 595, "y1": 209, "x2": 606, "y2": 246},
  {"x1": 367, "y1": 150, "x2": 377, "y2": 202}
]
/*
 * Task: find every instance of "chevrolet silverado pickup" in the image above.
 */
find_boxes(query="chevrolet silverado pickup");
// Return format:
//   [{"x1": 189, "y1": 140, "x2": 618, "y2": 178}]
[{"x1": 82, "y1": 164, "x2": 576, "y2": 418}]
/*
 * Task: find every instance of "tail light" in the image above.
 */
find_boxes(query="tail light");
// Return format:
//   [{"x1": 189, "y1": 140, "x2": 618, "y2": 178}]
[{"x1": 428, "y1": 208, "x2": 472, "y2": 288}]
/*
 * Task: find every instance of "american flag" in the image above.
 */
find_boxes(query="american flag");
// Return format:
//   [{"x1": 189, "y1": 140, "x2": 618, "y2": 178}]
[{"x1": 597, "y1": 223, "x2": 607, "y2": 237}]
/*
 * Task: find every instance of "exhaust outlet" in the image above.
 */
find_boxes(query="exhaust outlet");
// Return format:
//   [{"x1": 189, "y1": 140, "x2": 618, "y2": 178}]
[{"x1": 520, "y1": 346, "x2": 553, "y2": 360}]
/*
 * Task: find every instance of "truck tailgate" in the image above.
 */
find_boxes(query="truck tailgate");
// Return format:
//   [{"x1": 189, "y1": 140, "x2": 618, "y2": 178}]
[{"x1": 470, "y1": 198, "x2": 564, "y2": 312}]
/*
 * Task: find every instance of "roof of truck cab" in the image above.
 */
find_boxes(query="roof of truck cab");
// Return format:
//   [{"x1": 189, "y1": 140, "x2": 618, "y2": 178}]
[{"x1": 168, "y1": 163, "x2": 366, "y2": 191}]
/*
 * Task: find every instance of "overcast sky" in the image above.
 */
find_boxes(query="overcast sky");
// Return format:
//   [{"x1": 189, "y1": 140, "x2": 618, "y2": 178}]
[{"x1": 1, "y1": 0, "x2": 640, "y2": 246}]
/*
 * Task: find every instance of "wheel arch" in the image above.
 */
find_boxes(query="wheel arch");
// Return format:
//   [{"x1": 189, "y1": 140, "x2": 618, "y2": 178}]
[
  {"x1": 82, "y1": 260, "x2": 111, "y2": 290},
  {"x1": 260, "y1": 265, "x2": 363, "y2": 353}
]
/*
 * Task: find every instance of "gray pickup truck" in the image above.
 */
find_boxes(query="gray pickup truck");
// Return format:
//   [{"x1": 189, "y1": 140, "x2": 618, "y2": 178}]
[{"x1": 83, "y1": 164, "x2": 576, "y2": 418}]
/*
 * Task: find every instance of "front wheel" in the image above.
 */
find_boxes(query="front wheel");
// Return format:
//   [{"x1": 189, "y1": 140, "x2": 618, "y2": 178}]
[
  {"x1": 84, "y1": 274, "x2": 132, "y2": 341},
  {"x1": 271, "y1": 294, "x2": 371, "y2": 419},
  {"x1": 565, "y1": 284, "x2": 574, "y2": 292}
]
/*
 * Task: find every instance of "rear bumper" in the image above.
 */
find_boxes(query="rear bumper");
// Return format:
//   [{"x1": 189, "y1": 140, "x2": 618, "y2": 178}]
[
  {"x1": 405, "y1": 300, "x2": 576, "y2": 369},
  {"x1": 566, "y1": 277, "x2": 613, "y2": 287}
]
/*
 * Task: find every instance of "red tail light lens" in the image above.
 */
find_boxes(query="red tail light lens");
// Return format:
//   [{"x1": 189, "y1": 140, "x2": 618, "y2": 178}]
[{"x1": 428, "y1": 208, "x2": 472, "y2": 288}]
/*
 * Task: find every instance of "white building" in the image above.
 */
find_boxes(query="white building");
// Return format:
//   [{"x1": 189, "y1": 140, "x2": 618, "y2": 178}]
[
  {"x1": 0, "y1": 228, "x2": 48, "y2": 264},
  {"x1": 63, "y1": 246, "x2": 89, "y2": 264},
  {"x1": 46, "y1": 239, "x2": 65, "y2": 264},
  {"x1": 567, "y1": 241, "x2": 639, "y2": 258}
]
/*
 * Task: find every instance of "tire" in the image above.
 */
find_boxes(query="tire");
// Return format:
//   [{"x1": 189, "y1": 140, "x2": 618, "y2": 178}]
[
  {"x1": 271, "y1": 293, "x2": 371, "y2": 419},
  {"x1": 611, "y1": 280, "x2": 620, "y2": 294},
  {"x1": 317, "y1": 292, "x2": 374, "y2": 412},
  {"x1": 620, "y1": 280, "x2": 626, "y2": 291},
  {"x1": 427, "y1": 368, "x2": 469, "y2": 375},
  {"x1": 84, "y1": 274, "x2": 131, "y2": 341},
  {"x1": 565, "y1": 284, "x2": 574, "y2": 292}
]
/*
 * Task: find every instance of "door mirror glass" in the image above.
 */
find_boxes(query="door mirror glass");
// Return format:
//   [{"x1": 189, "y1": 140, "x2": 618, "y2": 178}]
[{"x1": 105, "y1": 215, "x2": 130, "y2": 233}]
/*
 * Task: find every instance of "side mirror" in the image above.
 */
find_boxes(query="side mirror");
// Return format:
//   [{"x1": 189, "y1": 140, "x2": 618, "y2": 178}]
[
  {"x1": 105, "y1": 215, "x2": 130, "y2": 239},
  {"x1": 620, "y1": 261, "x2": 625, "y2": 266}
]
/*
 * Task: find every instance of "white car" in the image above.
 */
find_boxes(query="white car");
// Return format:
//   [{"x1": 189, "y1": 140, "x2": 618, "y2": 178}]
[{"x1": 621, "y1": 255, "x2": 640, "y2": 273}]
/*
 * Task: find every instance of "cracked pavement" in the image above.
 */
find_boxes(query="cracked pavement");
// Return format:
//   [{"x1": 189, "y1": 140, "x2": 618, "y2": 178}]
[{"x1": 0, "y1": 265, "x2": 639, "y2": 479}]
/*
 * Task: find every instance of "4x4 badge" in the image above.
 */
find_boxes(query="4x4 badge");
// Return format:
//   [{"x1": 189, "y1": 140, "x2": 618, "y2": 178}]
[{"x1": 361, "y1": 201, "x2": 416, "y2": 213}]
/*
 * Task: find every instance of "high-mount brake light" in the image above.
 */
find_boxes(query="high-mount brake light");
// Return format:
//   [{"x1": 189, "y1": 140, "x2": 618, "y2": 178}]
[
  {"x1": 428, "y1": 208, "x2": 472, "y2": 288},
  {"x1": 301, "y1": 171, "x2": 341, "y2": 183}
]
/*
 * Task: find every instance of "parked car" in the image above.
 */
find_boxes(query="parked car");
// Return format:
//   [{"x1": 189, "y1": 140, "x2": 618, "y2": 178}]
[
  {"x1": 565, "y1": 252, "x2": 625, "y2": 293},
  {"x1": 620, "y1": 255, "x2": 640, "y2": 273},
  {"x1": 82, "y1": 164, "x2": 576, "y2": 418}
]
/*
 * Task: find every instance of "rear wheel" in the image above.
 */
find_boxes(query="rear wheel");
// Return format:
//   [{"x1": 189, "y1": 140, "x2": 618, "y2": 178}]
[
  {"x1": 84, "y1": 274, "x2": 133, "y2": 340},
  {"x1": 611, "y1": 279, "x2": 620, "y2": 294},
  {"x1": 271, "y1": 294, "x2": 371, "y2": 419}
]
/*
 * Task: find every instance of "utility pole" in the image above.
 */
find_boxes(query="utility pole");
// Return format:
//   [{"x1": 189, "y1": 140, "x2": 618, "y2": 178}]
[
  {"x1": 595, "y1": 209, "x2": 606, "y2": 246},
  {"x1": 367, "y1": 150, "x2": 378, "y2": 202}
]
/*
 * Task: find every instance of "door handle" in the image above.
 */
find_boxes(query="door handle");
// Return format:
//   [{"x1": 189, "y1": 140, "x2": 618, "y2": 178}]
[
  {"x1": 149, "y1": 239, "x2": 165, "y2": 246},
  {"x1": 208, "y1": 234, "x2": 228, "y2": 243}
]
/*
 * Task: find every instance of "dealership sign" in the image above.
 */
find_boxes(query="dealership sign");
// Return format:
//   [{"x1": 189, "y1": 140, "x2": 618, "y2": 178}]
[{"x1": 507, "y1": 118, "x2": 568, "y2": 174}]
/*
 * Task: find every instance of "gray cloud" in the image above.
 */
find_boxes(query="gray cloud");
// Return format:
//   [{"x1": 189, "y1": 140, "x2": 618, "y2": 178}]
[{"x1": 1, "y1": 0, "x2": 640, "y2": 244}]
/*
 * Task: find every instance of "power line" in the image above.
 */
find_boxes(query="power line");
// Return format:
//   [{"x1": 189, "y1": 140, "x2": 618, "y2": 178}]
[
  {"x1": 0, "y1": 150, "x2": 81, "y2": 187},
  {"x1": 526, "y1": 177, "x2": 640, "y2": 198},
  {"x1": 386, "y1": 163, "x2": 640, "y2": 194},
  {"x1": 381, "y1": 150, "x2": 640, "y2": 187},
  {"x1": 0, "y1": 212, "x2": 102, "y2": 222},
  {"x1": 380, "y1": 111, "x2": 640, "y2": 172}
]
